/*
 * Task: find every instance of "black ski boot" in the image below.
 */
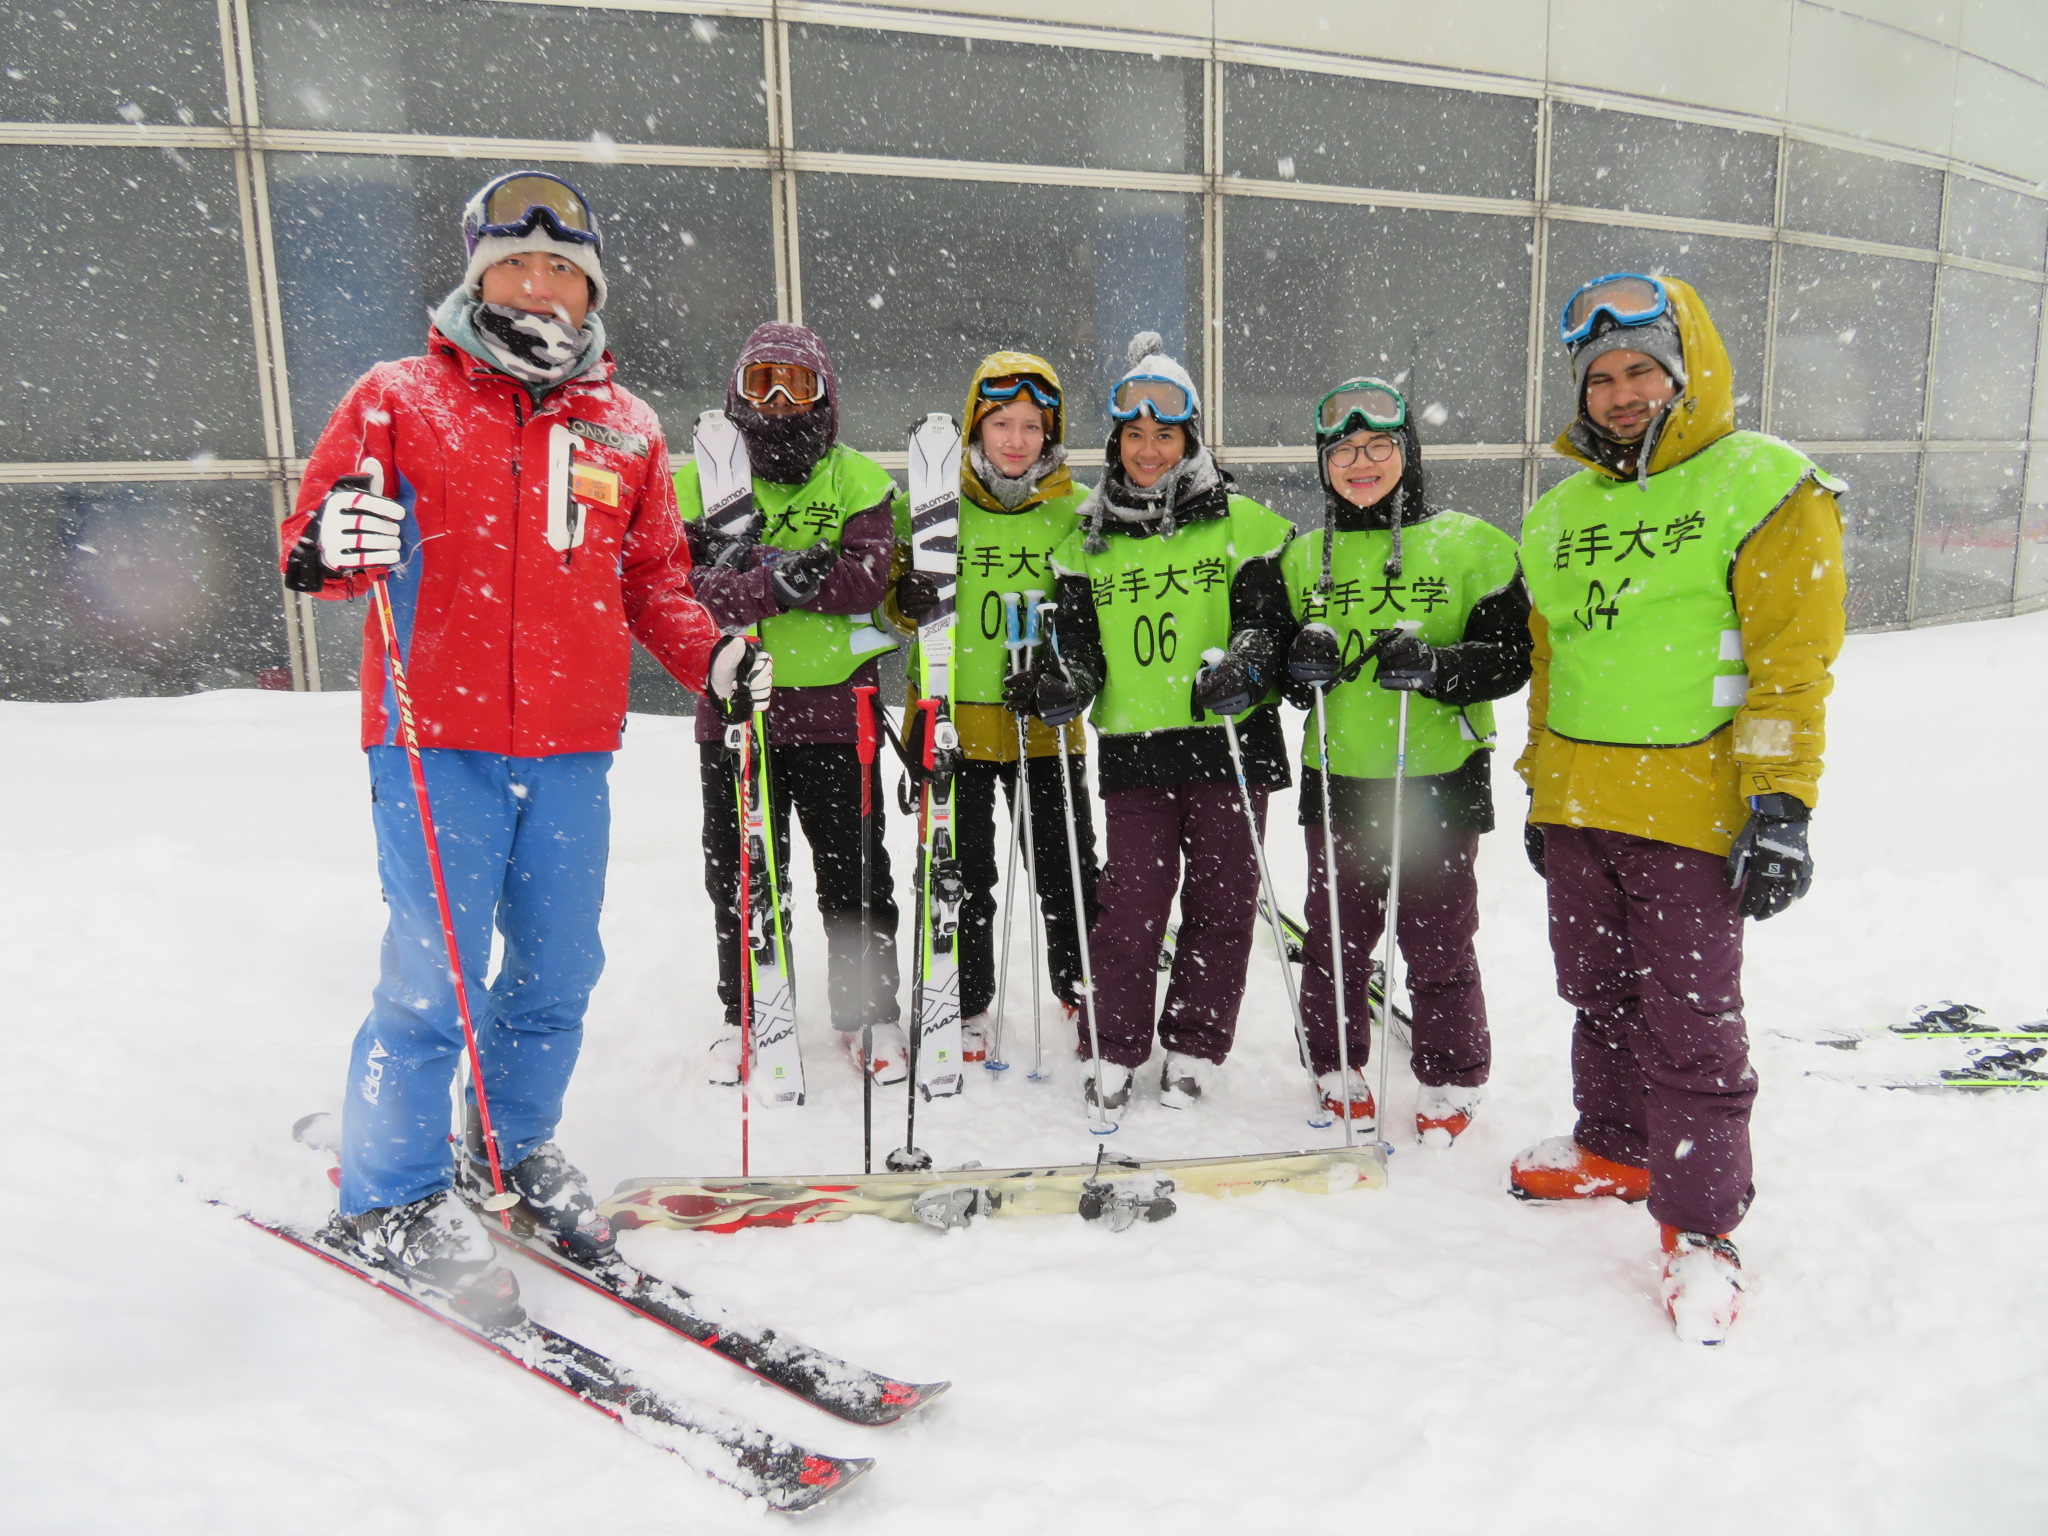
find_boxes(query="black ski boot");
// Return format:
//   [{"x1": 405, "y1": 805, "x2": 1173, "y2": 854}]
[
  {"x1": 342, "y1": 1188, "x2": 524, "y2": 1330},
  {"x1": 463, "y1": 1111, "x2": 618, "y2": 1268}
]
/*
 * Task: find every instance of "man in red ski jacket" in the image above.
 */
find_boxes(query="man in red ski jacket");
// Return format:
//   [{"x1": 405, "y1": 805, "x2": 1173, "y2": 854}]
[{"x1": 278, "y1": 171, "x2": 764, "y2": 1319}]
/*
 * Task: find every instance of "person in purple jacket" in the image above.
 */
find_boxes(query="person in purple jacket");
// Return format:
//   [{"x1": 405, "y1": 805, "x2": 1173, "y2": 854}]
[{"x1": 674, "y1": 323, "x2": 908, "y2": 1086}]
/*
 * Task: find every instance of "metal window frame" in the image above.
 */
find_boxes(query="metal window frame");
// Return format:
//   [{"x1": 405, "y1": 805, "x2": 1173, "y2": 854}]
[{"x1": 7, "y1": 0, "x2": 2048, "y2": 698}]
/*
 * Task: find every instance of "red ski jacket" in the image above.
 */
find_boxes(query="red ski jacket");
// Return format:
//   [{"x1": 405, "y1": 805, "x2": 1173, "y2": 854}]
[{"x1": 281, "y1": 331, "x2": 719, "y2": 756}]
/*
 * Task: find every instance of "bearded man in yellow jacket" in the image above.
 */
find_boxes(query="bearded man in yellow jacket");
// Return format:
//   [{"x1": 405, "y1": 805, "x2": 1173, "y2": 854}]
[{"x1": 1509, "y1": 274, "x2": 1846, "y2": 1345}]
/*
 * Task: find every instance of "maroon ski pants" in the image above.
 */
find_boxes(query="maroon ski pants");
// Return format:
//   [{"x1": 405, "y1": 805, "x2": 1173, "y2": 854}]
[
  {"x1": 1084, "y1": 783, "x2": 1263, "y2": 1069},
  {"x1": 1544, "y1": 824, "x2": 1756, "y2": 1235},
  {"x1": 1300, "y1": 820, "x2": 1489, "y2": 1087}
]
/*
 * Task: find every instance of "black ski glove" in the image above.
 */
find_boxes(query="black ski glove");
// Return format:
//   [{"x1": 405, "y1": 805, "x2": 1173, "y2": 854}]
[
  {"x1": 1192, "y1": 645, "x2": 1258, "y2": 718},
  {"x1": 1371, "y1": 627, "x2": 1436, "y2": 691},
  {"x1": 1524, "y1": 821, "x2": 1546, "y2": 878},
  {"x1": 1034, "y1": 662, "x2": 1084, "y2": 728},
  {"x1": 1287, "y1": 623, "x2": 1345, "y2": 686},
  {"x1": 896, "y1": 569, "x2": 941, "y2": 625},
  {"x1": 1726, "y1": 793, "x2": 1813, "y2": 920},
  {"x1": 768, "y1": 540, "x2": 836, "y2": 611},
  {"x1": 1001, "y1": 667, "x2": 1038, "y2": 716}
]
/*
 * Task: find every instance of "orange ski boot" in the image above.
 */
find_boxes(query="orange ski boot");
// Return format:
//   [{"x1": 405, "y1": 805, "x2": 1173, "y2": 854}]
[{"x1": 1507, "y1": 1135, "x2": 1650, "y2": 1203}]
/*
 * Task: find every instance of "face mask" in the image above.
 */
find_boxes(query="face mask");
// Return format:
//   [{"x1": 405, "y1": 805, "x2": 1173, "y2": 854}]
[{"x1": 474, "y1": 302, "x2": 588, "y2": 386}]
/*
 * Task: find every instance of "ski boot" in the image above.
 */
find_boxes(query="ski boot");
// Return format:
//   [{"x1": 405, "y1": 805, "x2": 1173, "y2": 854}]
[
  {"x1": 961, "y1": 1014, "x2": 989, "y2": 1065},
  {"x1": 1083, "y1": 1059, "x2": 1133, "y2": 1113},
  {"x1": 344, "y1": 1188, "x2": 523, "y2": 1330},
  {"x1": 1416, "y1": 1084, "x2": 1483, "y2": 1146},
  {"x1": 1316, "y1": 1068, "x2": 1376, "y2": 1124},
  {"x1": 463, "y1": 1114, "x2": 617, "y2": 1268},
  {"x1": 1158, "y1": 1052, "x2": 1212, "y2": 1110},
  {"x1": 706, "y1": 1026, "x2": 743, "y2": 1086},
  {"x1": 1660, "y1": 1226, "x2": 1744, "y2": 1345},
  {"x1": 1508, "y1": 1136, "x2": 1649, "y2": 1203},
  {"x1": 847, "y1": 1023, "x2": 910, "y2": 1086}
]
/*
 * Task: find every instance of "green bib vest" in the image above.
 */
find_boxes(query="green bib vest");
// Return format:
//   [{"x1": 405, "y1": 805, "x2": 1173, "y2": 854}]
[
  {"x1": 1521, "y1": 431, "x2": 1830, "y2": 746},
  {"x1": 674, "y1": 444, "x2": 900, "y2": 688},
  {"x1": 1280, "y1": 511, "x2": 1521, "y2": 779},
  {"x1": 1051, "y1": 496, "x2": 1294, "y2": 738},
  {"x1": 953, "y1": 491, "x2": 1088, "y2": 705}
]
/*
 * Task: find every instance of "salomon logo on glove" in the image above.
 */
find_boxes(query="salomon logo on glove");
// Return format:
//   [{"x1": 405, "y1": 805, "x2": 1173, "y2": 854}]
[{"x1": 1726, "y1": 793, "x2": 1812, "y2": 920}]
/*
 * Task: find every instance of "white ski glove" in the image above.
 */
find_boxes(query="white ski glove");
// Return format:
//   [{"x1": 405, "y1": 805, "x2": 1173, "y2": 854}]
[
  {"x1": 317, "y1": 484, "x2": 407, "y2": 571},
  {"x1": 708, "y1": 636, "x2": 774, "y2": 716}
]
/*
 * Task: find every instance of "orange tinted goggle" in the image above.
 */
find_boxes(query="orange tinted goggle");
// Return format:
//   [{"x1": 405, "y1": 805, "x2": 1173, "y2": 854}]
[{"x1": 737, "y1": 362, "x2": 825, "y2": 408}]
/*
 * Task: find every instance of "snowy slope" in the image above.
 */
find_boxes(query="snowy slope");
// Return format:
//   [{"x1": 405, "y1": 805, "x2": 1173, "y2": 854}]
[{"x1": 4, "y1": 612, "x2": 2046, "y2": 1533}]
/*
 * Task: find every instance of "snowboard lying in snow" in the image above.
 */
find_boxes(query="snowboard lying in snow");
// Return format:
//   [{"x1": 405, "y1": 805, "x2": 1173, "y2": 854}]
[{"x1": 603, "y1": 1145, "x2": 1388, "y2": 1235}]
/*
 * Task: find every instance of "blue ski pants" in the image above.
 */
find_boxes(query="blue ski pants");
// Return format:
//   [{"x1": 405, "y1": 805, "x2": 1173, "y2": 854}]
[{"x1": 339, "y1": 747, "x2": 612, "y2": 1217}]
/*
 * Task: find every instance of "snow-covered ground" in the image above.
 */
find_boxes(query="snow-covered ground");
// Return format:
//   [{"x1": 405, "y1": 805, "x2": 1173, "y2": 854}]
[{"x1": 6, "y1": 612, "x2": 2047, "y2": 1534}]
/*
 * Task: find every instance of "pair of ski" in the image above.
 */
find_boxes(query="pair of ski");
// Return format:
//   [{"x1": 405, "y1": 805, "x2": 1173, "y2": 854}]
[
  {"x1": 692, "y1": 411, "x2": 968, "y2": 1122},
  {"x1": 244, "y1": 1114, "x2": 947, "y2": 1512},
  {"x1": 1776, "y1": 1001, "x2": 2048, "y2": 1091}
]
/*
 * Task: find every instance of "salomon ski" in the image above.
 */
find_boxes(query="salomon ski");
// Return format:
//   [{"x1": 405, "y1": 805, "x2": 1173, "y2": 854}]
[
  {"x1": 1771, "y1": 1000, "x2": 2048, "y2": 1050},
  {"x1": 234, "y1": 1208, "x2": 869, "y2": 1512},
  {"x1": 1807, "y1": 1045, "x2": 2048, "y2": 1091},
  {"x1": 906, "y1": 414, "x2": 966, "y2": 1101},
  {"x1": 605, "y1": 1145, "x2": 1386, "y2": 1234}
]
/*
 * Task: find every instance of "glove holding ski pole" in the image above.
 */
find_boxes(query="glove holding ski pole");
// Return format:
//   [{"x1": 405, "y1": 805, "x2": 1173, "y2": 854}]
[
  {"x1": 1031, "y1": 603, "x2": 1086, "y2": 727},
  {"x1": 708, "y1": 635, "x2": 774, "y2": 722},
  {"x1": 1191, "y1": 634, "x2": 1267, "y2": 718},
  {"x1": 1726, "y1": 793, "x2": 1813, "y2": 920},
  {"x1": 1368, "y1": 623, "x2": 1436, "y2": 692},
  {"x1": 285, "y1": 472, "x2": 407, "y2": 590}
]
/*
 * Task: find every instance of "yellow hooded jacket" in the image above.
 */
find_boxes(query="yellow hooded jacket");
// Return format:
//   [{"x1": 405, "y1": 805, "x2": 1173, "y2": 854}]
[
  {"x1": 897, "y1": 351, "x2": 1091, "y2": 761},
  {"x1": 1517, "y1": 278, "x2": 1846, "y2": 857}
]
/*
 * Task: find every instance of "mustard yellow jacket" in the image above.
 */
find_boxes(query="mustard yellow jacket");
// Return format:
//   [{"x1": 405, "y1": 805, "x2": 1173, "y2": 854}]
[{"x1": 1516, "y1": 279, "x2": 1846, "y2": 857}]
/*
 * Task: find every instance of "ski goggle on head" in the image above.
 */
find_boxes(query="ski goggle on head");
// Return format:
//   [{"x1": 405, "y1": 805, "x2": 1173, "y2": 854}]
[
  {"x1": 977, "y1": 374, "x2": 1060, "y2": 411},
  {"x1": 463, "y1": 172, "x2": 602, "y2": 256},
  {"x1": 1559, "y1": 272, "x2": 1669, "y2": 347},
  {"x1": 737, "y1": 361, "x2": 826, "y2": 409},
  {"x1": 1315, "y1": 379, "x2": 1407, "y2": 438},
  {"x1": 1109, "y1": 375, "x2": 1196, "y2": 425}
]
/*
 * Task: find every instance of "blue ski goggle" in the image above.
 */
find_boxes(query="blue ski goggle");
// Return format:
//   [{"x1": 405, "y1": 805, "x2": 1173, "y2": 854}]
[
  {"x1": 977, "y1": 374, "x2": 1060, "y2": 411},
  {"x1": 1109, "y1": 374, "x2": 1196, "y2": 425},
  {"x1": 463, "y1": 171, "x2": 603, "y2": 257},
  {"x1": 1559, "y1": 272, "x2": 1667, "y2": 347}
]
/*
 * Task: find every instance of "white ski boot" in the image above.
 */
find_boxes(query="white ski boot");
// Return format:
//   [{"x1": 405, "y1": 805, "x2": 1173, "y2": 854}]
[
  {"x1": 847, "y1": 1023, "x2": 910, "y2": 1086},
  {"x1": 706, "y1": 1027, "x2": 743, "y2": 1086},
  {"x1": 347, "y1": 1188, "x2": 522, "y2": 1328},
  {"x1": 1416, "y1": 1083, "x2": 1484, "y2": 1146},
  {"x1": 961, "y1": 1013, "x2": 989, "y2": 1064},
  {"x1": 1660, "y1": 1227, "x2": 1745, "y2": 1345},
  {"x1": 1158, "y1": 1052, "x2": 1213, "y2": 1110},
  {"x1": 1083, "y1": 1059, "x2": 1133, "y2": 1113}
]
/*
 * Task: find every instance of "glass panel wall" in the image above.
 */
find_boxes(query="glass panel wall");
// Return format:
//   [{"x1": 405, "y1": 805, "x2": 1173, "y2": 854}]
[
  {"x1": 2020, "y1": 452, "x2": 2048, "y2": 603},
  {"x1": 1915, "y1": 452, "x2": 2023, "y2": 617},
  {"x1": 1771, "y1": 246, "x2": 1935, "y2": 441},
  {"x1": 0, "y1": 482, "x2": 289, "y2": 699},
  {"x1": 0, "y1": 147, "x2": 265, "y2": 461},
  {"x1": 1927, "y1": 269, "x2": 2043, "y2": 441},
  {"x1": 1, "y1": 0, "x2": 229, "y2": 125},
  {"x1": 1943, "y1": 177, "x2": 2048, "y2": 271},
  {"x1": 1824, "y1": 452, "x2": 1918, "y2": 629},
  {"x1": 1786, "y1": 141, "x2": 1944, "y2": 249},
  {"x1": 1549, "y1": 105, "x2": 1775, "y2": 226}
]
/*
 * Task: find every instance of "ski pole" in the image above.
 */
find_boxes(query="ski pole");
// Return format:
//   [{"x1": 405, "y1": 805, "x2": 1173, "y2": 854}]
[
  {"x1": 990, "y1": 593, "x2": 1028, "y2": 1074},
  {"x1": 1202, "y1": 647, "x2": 1332, "y2": 1131},
  {"x1": 1376, "y1": 671, "x2": 1413, "y2": 1159},
  {"x1": 1018, "y1": 588, "x2": 1047, "y2": 1081},
  {"x1": 888, "y1": 698, "x2": 942, "y2": 1171},
  {"x1": 731, "y1": 717, "x2": 755, "y2": 1178},
  {"x1": 1039, "y1": 602, "x2": 1114, "y2": 1135},
  {"x1": 853, "y1": 683, "x2": 879, "y2": 1174},
  {"x1": 368, "y1": 571, "x2": 514, "y2": 1228},
  {"x1": 1314, "y1": 683, "x2": 1356, "y2": 1149}
]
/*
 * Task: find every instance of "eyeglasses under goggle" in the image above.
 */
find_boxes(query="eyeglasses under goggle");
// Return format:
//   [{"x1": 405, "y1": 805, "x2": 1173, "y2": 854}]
[
  {"x1": 978, "y1": 374, "x2": 1060, "y2": 411},
  {"x1": 1315, "y1": 380, "x2": 1407, "y2": 438},
  {"x1": 1110, "y1": 374, "x2": 1196, "y2": 425},
  {"x1": 463, "y1": 172, "x2": 602, "y2": 256},
  {"x1": 1559, "y1": 272, "x2": 1668, "y2": 347},
  {"x1": 737, "y1": 361, "x2": 826, "y2": 408}
]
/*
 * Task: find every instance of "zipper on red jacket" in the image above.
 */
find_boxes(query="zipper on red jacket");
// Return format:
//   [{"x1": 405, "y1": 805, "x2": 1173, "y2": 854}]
[{"x1": 510, "y1": 390, "x2": 524, "y2": 744}]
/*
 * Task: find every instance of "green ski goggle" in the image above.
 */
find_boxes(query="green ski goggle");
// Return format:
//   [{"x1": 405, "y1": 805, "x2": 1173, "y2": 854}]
[{"x1": 1315, "y1": 379, "x2": 1407, "y2": 438}]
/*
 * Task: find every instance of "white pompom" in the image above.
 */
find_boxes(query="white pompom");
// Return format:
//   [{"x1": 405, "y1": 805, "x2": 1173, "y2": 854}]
[{"x1": 1125, "y1": 331, "x2": 1165, "y2": 367}]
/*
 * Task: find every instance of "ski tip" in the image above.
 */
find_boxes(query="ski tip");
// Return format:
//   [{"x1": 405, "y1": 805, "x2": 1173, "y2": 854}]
[
  {"x1": 769, "y1": 1453, "x2": 875, "y2": 1513},
  {"x1": 862, "y1": 1378, "x2": 953, "y2": 1423}
]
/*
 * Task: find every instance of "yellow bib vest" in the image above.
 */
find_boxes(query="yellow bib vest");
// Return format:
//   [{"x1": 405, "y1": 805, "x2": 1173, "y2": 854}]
[
  {"x1": 1521, "y1": 432, "x2": 1836, "y2": 746},
  {"x1": 952, "y1": 492, "x2": 1088, "y2": 706},
  {"x1": 1050, "y1": 496, "x2": 1294, "y2": 738},
  {"x1": 1280, "y1": 512, "x2": 1521, "y2": 779},
  {"x1": 673, "y1": 444, "x2": 900, "y2": 688}
]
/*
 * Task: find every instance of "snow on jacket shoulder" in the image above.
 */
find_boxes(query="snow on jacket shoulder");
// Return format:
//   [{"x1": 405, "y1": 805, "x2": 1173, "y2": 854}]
[{"x1": 279, "y1": 330, "x2": 718, "y2": 756}]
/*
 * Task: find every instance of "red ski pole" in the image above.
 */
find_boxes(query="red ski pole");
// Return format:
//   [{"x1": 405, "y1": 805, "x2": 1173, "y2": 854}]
[
  {"x1": 853, "y1": 684, "x2": 878, "y2": 1174},
  {"x1": 368, "y1": 575, "x2": 514, "y2": 1228}
]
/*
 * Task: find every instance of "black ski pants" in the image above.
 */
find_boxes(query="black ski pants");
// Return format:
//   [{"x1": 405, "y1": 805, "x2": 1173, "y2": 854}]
[
  {"x1": 955, "y1": 751, "x2": 1101, "y2": 1021},
  {"x1": 698, "y1": 740, "x2": 899, "y2": 1034}
]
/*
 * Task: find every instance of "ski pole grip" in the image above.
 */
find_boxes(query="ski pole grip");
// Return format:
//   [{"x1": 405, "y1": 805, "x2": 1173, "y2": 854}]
[
  {"x1": 915, "y1": 697, "x2": 941, "y2": 770},
  {"x1": 1002, "y1": 591, "x2": 1023, "y2": 651},
  {"x1": 852, "y1": 684, "x2": 878, "y2": 765}
]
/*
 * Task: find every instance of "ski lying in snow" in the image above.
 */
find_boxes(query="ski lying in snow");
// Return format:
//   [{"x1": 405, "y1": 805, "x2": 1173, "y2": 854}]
[
  {"x1": 906, "y1": 413, "x2": 966, "y2": 1101},
  {"x1": 234, "y1": 1208, "x2": 870, "y2": 1512},
  {"x1": 1807, "y1": 1045, "x2": 2048, "y2": 1091},
  {"x1": 292, "y1": 1113, "x2": 940, "y2": 1427},
  {"x1": 603, "y1": 1145, "x2": 1387, "y2": 1235},
  {"x1": 1771, "y1": 1000, "x2": 2048, "y2": 1050}
]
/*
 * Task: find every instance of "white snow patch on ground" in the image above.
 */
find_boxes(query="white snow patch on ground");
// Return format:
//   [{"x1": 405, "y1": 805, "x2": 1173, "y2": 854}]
[{"x1": 4, "y1": 612, "x2": 2047, "y2": 1533}]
